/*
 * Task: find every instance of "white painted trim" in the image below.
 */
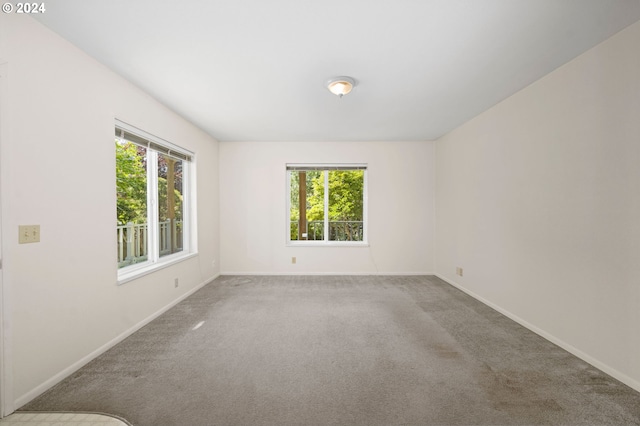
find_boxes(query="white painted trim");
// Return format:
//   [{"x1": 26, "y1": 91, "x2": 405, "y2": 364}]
[
  {"x1": 220, "y1": 271, "x2": 435, "y2": 276},
  {"x1": 115, "y1": 119, "x2": 194, "y2": 158},
  {"x1": 285, "y1": 165, "x2": 369, "y2": 245},
  {"x1": 14, "y1": 274, "x2": 219, "y2": 409},
  {"x1": 116, "y1": 119, "x2": 196, "y2": 284},
  {"x1": 117, "y1": 252, "x2": 198, "y2": 285},
  {"x1": 286, "y1": 242, "x2": 369, "y2": 248},
  {"x1": 362, "y1": 168, "x2": 368, "y2": 245},
  {"x1": 434, "y1": 273, "x2": 640, "y2": 394},
  {"x1": 286, "y1": 163, "x2": 368, "y2": 170},
  {"x1": 147, "y1": 150, "x2": 159, "y2": 269},
  {"x1": 323, "y1": 171, "x2": 329, "y2": 239}
]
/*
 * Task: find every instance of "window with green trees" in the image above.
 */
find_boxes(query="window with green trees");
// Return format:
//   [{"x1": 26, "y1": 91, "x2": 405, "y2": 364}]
[
  {"x1": 288, "y1": 164, "x2": 367, "y2": 244},
  {"x1": 116, "y1": 122, "x2": 192, "y2": 276}
]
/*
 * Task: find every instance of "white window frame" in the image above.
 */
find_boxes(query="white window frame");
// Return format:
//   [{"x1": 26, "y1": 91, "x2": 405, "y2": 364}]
[
  {"x1": 116, "y1": 119, "x2": 196, "y2": 284},
  {"x1": 286, "y1": 163, "x2": 368, "y2": 247}
]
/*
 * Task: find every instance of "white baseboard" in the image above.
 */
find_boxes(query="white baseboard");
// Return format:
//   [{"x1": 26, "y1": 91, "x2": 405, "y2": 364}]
[
  {"x1": 220, "y1": 271, "x2": 435, "y2": 276},
  {"x1": 434, "y1": 273, "x2": 640, "y2": 394},
  {"x1": 15, "y1": 274, "x2": 219, "y2": 409}
]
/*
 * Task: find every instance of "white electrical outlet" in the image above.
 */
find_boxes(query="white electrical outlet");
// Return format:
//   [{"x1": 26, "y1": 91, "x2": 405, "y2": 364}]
[
  {"x1": 174, "y1": 278, "x2": 179, "y2": 288},
  {"x1": 292, "y1": 257, "x2": 296, "y2": 264},
  {"x1": 456, "y1": 267, "x2": 464, "y2": 277}
]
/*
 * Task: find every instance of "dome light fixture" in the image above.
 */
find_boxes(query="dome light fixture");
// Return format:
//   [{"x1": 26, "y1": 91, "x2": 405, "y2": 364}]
[{"x1": 326, "y1": 76, "x2": 356, "y2": 98}]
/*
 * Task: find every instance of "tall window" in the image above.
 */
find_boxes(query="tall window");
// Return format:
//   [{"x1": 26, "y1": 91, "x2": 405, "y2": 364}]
[
  {"x1": 116, "y1": 121, "x2": 193, "y2": 277},
  {"x1": 287, "y1": 164, "x2": 367, "y2": 244}
]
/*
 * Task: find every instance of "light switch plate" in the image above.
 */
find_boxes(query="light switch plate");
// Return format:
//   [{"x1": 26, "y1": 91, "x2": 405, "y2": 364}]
[{"x1": 19, "y1": 225, "x2": 40, "y2": 244}]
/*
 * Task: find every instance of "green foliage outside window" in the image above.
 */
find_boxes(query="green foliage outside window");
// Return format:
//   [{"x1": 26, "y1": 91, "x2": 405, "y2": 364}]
[
  {"x1": 116, "y1": 141, "x2": 183, "y2": 225},
  {"x1": 116, "y1": 141, "x2": 147, "y2": 225},
  {"x1": 290, "y1": 169, "x2": 364, "y2": 241}
]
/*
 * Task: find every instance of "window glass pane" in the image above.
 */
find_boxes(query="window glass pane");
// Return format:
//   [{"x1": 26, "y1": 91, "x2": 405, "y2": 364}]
[
  {"x1": 158, "y1": 153, "x2": 184, "y2": 258},
  {"x1": 116, "y1": 140, "x2": 148, "y2": 267},
  {"x1": 328, "y1": 170, "x2": 364, "y2": 241},
  {"x1": 290, "y1": 170, "x2": 324, "y2": 240}
]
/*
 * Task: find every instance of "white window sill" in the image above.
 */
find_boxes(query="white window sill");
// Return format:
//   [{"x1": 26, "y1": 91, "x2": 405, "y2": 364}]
[
  {"x1": 286, "y1": 241, "x2": 369, "y2": 247},
  {"x1": 117, "y1": 252, "x2": 198, "y2": 285}
]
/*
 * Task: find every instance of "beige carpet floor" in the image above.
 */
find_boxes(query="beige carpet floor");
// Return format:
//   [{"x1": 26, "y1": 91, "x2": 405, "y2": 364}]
[{"x1": 21, "y1": 275, "x2": 640, "y2": 425}]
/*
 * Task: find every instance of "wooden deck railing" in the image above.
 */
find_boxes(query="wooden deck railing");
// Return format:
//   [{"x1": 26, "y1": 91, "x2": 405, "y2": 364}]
[
  {"x1": 117, "y1": 220, "x2": 182, "y2": 267},
  {"x1": 290, "y1": 220, "x2": 363, "y2": 241}
]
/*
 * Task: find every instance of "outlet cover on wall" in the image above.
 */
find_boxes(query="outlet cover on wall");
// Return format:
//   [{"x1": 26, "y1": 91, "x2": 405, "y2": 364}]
[
  {"x1": 292, "y1": 257, "x2": 296, "y2": 264},
  {"x1": 456, "y1": 267, "x2": 464, "y2": 277},
  {"x1": 19, "y1": 225, "x2": 40, "y2": 244}
]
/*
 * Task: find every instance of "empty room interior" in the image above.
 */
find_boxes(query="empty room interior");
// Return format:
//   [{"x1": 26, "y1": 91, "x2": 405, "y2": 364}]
[{"x1": 1, "y1": 1, "x2": 640, "y2": 425}]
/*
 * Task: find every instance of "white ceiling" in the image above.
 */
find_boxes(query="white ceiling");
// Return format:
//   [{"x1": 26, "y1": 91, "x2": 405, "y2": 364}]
[{"x1": 34, "y1": 0, "x2": 640, "y2": 142}]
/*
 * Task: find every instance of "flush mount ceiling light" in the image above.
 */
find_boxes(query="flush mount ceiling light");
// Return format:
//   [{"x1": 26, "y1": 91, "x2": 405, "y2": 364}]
[{"x1": 326, "y1": 76, "x2": 356, "y2": 98}]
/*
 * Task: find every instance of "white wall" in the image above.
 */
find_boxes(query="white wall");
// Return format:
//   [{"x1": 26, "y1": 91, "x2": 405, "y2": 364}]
[
  {"x1": 435, "y1": 20, "x2": 640, "y2": 391},
  {"x1": 220, "y1": 141, "x2": 435, "y2": 274},
  {"x1": 0, "y1": 14, "x2": 219, "y2": 407}
]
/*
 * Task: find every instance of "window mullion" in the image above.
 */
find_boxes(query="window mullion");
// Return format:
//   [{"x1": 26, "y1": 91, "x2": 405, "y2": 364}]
[
  {"x1": 182, "y1": 160, "x2": 190, "y2": 254},
  {"x1": 324, "y1": 170, "x2": 329, "y2": 242},
  {"x1": 363, "y1": 170, "x2": 368, "y2": 244},
  {"x1": 286, "y1": 170, "x2": 291, "y2": 243},
  {"x1": 148, "y1": 150, "x2": 159, "y2": 263}
]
